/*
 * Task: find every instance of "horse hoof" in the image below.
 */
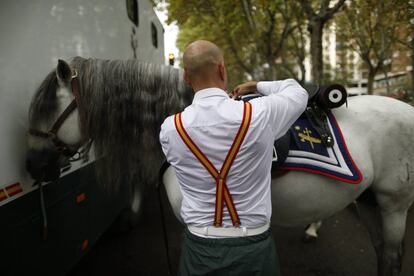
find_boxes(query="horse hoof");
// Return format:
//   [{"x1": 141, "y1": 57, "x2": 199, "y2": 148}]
[{"x1": 302, "y1": 234, "x2": 317, "y2": 243}]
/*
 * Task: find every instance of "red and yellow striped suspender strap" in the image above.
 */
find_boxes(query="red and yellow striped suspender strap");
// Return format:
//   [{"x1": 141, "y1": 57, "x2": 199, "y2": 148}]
[
  {"x1": 214, "y1": 102, "x2": 252, "y2": 226},
  {"x1": 174, "y1": 102, "x2": 252, "y2": 227}
]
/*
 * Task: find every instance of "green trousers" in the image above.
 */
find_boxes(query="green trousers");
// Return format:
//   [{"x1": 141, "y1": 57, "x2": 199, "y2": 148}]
[{"x1": 178, "y1": 228, "x2": 281, "y2": 276}]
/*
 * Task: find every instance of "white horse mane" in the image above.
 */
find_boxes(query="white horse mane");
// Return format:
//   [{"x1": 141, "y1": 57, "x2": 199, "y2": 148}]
[{"x1": 29, "y1": 57, "x2": 193, "y2": 191}]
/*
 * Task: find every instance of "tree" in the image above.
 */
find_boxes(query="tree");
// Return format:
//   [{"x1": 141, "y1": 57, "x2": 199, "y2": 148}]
[
  {"x1": 410, "y1": 1, "x2": 414, "y2": 95},
  {"x1": 279, "y1": 1, "x2": 308, "y2": 84},
  {"x1": 397, "y1": 0, "x2": 414, "y2": 95},
  {"x1": 157, "y1": 0, "x2": 300, "y2": 88},
  {"x1": 298, "y1": 0, "x2": 346, "y2": 84},
  {"x1": 339, "y1": 0, "x2": 407, "y2": 94}
]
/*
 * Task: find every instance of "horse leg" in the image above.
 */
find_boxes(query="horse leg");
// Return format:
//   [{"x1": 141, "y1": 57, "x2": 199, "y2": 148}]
[
  {"x1": 378, "y1": 209, "x2": 407, "y2": 276},
  {"x1": 302, "y1": 202, "x2": 361, "y2": 243},
  {"x1": 373, "y1": 165, "x2": 414, "y2": 276},
  {"x1": 303, "y1": 221, "x2": 322, "y2": 243},
  {"x1": 358, "y1": 191, "x2": 409, "y2": 276}
]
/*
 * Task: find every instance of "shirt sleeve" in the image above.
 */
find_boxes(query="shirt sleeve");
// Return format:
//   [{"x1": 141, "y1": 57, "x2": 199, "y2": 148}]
[{"x1": 254, "y1": 79, "x2": 308, "y2": 140}]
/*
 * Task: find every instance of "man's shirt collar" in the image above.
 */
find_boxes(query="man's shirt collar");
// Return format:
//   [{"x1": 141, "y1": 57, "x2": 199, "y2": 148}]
[{"x1": 192, "y1": 88, "x2": 229, "y2": 104}]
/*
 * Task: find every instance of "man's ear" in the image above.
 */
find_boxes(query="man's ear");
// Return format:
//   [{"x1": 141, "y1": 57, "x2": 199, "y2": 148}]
[
  {"x1": 218, "y1": 63, "x2": 225, "y2": 81},
  {"x1": 183, "y1": 69, "x2": 192, "y2": 86}
]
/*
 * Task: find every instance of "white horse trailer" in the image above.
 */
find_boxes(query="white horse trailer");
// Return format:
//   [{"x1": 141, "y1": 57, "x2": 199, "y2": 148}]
[{"x1": 0, "y1": 1, "x2": 164, "y2": 275}]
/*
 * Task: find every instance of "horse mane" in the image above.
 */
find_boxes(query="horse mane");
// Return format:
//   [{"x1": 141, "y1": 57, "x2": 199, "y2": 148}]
[
  {"x1": 31, "y1": 57, "x2": 193, "y2": 191},
  {"x1": 29, "y1": 71, "x2": 59, "y2": 127}
]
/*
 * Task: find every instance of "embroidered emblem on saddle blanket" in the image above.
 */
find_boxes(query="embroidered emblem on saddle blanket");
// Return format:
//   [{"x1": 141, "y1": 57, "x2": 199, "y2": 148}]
[{"x1": 275, "y1": 111, "x2": 363, "y2": 184}]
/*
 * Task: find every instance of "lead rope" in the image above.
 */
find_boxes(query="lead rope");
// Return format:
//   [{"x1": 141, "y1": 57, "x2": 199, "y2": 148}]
[
  {"x1": 68, "y1": 139, "x2": 94, "y2": 162},
  {"x1": 35, "y1": 139, "x2": 93, "y2": 242},
  {"x1": 34, "y1": 179, "x2": 48, "y2": 241},
  {"x1": 39, "y1": 180, "x2": 48, "y2": 240}
]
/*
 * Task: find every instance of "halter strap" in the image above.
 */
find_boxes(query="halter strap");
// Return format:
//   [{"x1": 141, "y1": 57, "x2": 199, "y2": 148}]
[
  {"x1": 174, "y1": 102, "x2": 252, "y2": 227},
  {"x1": 49, "y1": 99, "x2": 78, "y2": 135},
  {"x1": 29, "y1": 71, "x2": 86, "y2": 157}
]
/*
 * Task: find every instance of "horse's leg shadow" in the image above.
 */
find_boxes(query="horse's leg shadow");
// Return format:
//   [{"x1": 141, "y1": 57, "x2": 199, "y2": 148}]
[{"x1": 355, "y1": 199, "x2": 383, "y2": 275}]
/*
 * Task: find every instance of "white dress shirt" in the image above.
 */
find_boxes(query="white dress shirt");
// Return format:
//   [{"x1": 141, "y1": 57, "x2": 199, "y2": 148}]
[{"x1": 160, "y1": 79, "x2": 308, "y2": 228}]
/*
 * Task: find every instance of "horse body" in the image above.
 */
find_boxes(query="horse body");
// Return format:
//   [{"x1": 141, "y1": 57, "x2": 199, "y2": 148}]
[
  {"x1": 272, "y1": 96, "x2": 414, "y2": 275},
  {"x1": 27, "y1": 59, "x2": 414, "y2": 275},
  {"x1": 273, "y1": 95, "x2": 410, "y2": 227}
]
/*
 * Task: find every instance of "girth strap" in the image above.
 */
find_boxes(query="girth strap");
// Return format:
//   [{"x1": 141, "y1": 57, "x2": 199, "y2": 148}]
[{"x1": 174, "y1": 102, "x2": 252, "y2": 227}]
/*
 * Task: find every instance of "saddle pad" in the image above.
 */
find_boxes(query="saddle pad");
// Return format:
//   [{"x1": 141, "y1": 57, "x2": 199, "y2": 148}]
[{"x1": 278, "y1": 111, "x2": 363, "y2": 184}]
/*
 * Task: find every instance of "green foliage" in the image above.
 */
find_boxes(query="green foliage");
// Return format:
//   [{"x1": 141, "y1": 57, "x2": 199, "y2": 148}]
[
  {"x1": 334, "y1": 0, "x2": 408, "y2": 94},
  {"x1": 157, "y1": 0, "x2": 301, "y2": 88},
  {"x1": 299, "y1": 0, "x2": 346, "y2": 84},
  {"x1": 154, "y1": 0, "x2": 411, "y2": 90}
]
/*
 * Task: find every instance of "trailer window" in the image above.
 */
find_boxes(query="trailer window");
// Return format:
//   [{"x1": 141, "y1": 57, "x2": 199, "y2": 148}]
[
  {"x1": 151, "y1": 22, "x2": 158, "y2": 48},
  {"x1": 126, "y1": 0, "x2": 138, "y2": 26}
]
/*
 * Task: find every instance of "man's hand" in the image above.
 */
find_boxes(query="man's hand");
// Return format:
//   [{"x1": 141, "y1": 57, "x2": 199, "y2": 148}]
[{"x1": 230, "y1": 81, "x2": 258, "y2": 99}]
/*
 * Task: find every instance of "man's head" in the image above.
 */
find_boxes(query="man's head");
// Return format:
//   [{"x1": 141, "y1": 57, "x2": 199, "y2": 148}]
[{"x1": 183, "y1": 40, "x2": 227, "y2": 92}]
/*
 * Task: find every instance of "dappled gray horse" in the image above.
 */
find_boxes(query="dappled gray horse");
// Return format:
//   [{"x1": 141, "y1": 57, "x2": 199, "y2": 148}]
[{"x1": 26, "y1": 58, "x2": 414, "y2": 276}]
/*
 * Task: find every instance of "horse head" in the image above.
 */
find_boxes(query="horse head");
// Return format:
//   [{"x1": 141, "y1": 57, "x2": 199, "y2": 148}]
[
  {"x1": 26, "y1": 59, "x2": 84, "y2": 182},
  {"x1": 25, "y1": 57, "x2": 193, "y2": 190}
]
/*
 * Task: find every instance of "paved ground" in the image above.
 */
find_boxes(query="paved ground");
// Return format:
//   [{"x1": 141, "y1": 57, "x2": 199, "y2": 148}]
[{"x1": 68, "y1": 186, "x2": 414, "y2": 276}]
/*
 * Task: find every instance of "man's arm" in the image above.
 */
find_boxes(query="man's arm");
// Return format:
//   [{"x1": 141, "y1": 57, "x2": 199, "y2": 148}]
[{"x1": 232, "y1": 79, "x2": 308, "y2": 140}]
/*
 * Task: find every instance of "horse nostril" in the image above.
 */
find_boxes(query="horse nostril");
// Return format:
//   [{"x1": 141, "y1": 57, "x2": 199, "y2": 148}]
[{"x1": 26, "y1": 152, "x2": 43, "y2": 179}]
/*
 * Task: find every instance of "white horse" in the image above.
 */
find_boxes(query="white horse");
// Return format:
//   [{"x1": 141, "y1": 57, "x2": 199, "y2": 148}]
[{"x1": 27, "y1": 59, "x2": 414, "y2": 276}]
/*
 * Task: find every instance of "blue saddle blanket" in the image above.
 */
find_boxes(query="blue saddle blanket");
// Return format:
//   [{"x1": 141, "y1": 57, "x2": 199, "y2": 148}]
[{"x1": 277, "y1": 111, "x2": 363, "y2": 184}]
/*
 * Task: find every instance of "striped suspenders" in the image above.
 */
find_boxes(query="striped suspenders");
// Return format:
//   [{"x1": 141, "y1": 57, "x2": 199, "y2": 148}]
[{"x1": 174, "y1": 102, "x2": 252, "y2": 227}]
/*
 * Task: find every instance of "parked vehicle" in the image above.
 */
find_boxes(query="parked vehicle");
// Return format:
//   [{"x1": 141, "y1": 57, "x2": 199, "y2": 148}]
[{"x1": 0, "y1": 1, "x2": 164, "y2": 274}]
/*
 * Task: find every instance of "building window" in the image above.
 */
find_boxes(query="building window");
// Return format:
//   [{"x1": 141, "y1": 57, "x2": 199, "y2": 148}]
[
  {"x1": 151, "y1": 22, "x2": 158, "y2": 48},
  {"x1": 126, "y1": 0, "x2": 138, "y2": 26}
]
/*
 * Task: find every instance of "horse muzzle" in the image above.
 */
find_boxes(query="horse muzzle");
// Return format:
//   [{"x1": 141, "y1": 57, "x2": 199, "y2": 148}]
[{"x1": 26, "y1": 148, "x2": 62, "y2": 182}]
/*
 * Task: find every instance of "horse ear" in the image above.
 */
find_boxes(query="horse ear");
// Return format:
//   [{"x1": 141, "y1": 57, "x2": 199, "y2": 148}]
[{"x1": 56, "y1": 59, "x2": 72, "y2": 85}]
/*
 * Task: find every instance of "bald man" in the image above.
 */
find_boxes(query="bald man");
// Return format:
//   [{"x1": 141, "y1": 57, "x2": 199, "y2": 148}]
[{"x1": 160, "y1": 40, "x2": 308, "y2": 275}]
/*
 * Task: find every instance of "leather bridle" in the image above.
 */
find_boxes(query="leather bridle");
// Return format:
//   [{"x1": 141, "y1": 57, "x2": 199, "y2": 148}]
[{"x1": 29, "y1": 70, "x2": 90, "y2": 159}]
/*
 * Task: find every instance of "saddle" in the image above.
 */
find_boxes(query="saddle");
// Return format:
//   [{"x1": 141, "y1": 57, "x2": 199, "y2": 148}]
[{"x1": 240, "y1": 83, "x2": 348, "y2": 171}]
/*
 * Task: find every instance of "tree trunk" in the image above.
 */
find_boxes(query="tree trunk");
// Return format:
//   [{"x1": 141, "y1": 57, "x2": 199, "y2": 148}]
[
  {"x1": 367, "y1": 68, "x2": 376, "y2": 95},
  {"x1": 267, "y1": 53, "x2": 277, "y2": 80},
  {"x1": 384, "y1": 69, "x2": 391, "y2": 95},
  {"x1": 411, "y1": 35, "x2": 414, "y2": 95},
  {"x1": 309, "y1": 20, "x2": 324, "y2": 84},
  {"x1": 299, "y1": 62, "x2": 306, "y2": 85}
]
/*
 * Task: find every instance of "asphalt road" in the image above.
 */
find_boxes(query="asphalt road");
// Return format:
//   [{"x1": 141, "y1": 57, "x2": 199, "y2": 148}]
[{"x1": 68, "y1": 186, "x2": 414, "y2": 276}]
